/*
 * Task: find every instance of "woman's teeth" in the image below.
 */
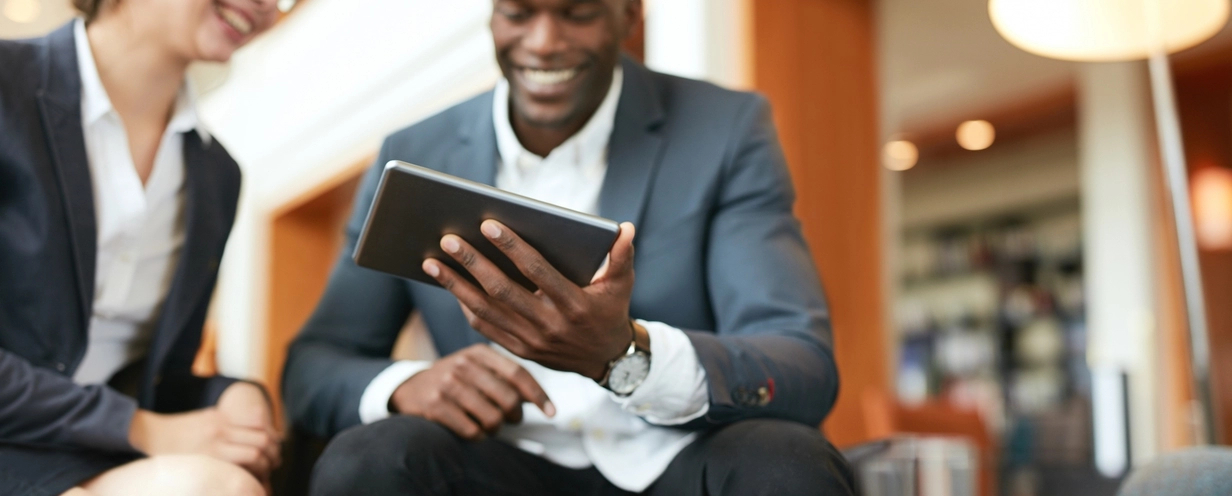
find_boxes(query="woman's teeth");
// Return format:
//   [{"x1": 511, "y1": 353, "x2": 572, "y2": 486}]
[
  {"x1": 217, "y1": 5, "x2": 253, "y2": 36},
  {"x1": 521, "y1": 68, "x2": 579, "y2": 86}
]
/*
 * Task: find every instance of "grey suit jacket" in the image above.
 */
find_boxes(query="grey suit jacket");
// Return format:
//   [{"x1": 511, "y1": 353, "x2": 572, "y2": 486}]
[
  {"x1": 284, "y1": 57, "x2": 839, "y2": 438},
  {"x1": 0, "y1": 23, "x2": 244, "y2": 454}
]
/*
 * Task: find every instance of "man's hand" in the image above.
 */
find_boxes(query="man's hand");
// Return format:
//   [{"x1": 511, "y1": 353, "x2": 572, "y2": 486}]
[
  {"x1": 390, "y1": 344, "x2": 554, "y2": 440},
  {"x1": 422, "y1": 221, "x2": 637, "y2": 380},
  {"x1": 128, "y1": 382, "x2": 281, "y2": 483}
]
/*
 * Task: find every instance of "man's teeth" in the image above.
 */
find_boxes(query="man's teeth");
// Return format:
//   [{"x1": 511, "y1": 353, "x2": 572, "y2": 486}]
[
  {"x1": 521, "y1": 68, "x2": 578, "y2": 86},
  {"x1": 218, "y1": 6, "x2": 253, "y2": 36}
]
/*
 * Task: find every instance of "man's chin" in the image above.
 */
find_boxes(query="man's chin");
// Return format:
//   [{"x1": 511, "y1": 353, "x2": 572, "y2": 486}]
[{"x1": 515, "y1": 105, "x2": 579, "y2": 130}]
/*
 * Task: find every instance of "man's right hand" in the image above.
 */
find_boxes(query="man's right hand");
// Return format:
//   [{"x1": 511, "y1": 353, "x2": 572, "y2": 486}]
[{"x1": 390, "y1": 344, "x2": 554, "y2": 440}]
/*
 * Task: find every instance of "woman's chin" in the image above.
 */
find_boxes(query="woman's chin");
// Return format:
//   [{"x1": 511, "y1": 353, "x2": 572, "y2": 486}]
[{"x1": 195, "y1": 43, "x2": 238, "y2": 64}]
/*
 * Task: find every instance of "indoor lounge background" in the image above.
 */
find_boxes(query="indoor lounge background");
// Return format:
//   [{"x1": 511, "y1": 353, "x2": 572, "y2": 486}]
[{"x1": 4, "y1": 0, "x2": 1232, "y2": 495}]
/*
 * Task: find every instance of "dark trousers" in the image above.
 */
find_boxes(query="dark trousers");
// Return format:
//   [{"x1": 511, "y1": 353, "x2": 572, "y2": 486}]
[{"x1": 310, "y1": 415, "x2": 855, "y2": 496}]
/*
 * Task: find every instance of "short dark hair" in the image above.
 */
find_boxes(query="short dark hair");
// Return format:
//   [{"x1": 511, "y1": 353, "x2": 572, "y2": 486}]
[{"x1": 72, "y1": 0, "x2": 115, "y2": 23}]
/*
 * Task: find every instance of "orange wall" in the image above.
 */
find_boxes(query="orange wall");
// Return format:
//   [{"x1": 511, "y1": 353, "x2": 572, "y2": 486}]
[{"x1": 750, "y1": 0, "x2": 889, "y2": 447}]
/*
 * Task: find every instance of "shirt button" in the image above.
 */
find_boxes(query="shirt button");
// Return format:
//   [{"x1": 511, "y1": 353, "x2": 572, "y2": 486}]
[
  {"x1": 568, "y1": 419, "x2": 583, "y2": 431},
  {"x1": 590, "y1": 429, "x2": 606, "y2": 440},
  {"x1": 55, "y1": 362, "x2": 66, "y2": 372},
  {"x1": 636, "y1": 404, "x2": 651, "y2": 413}
]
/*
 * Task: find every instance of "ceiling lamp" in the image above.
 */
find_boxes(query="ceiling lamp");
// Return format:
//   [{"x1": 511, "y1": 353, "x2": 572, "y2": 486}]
[
  {"x1": 990, "y1": 0, "x2": 1229, "y2": 62},
  {"x1": 956, "y1": 120, "x2": 995, "y2": 151},
  {"x1": 3, "y1": 0, "x2": 40, "y2": 24},
  {"x1": 990, "y1": 0, "x2": 1227, "y2": 452},
  {"x1": 883, "y1": 140, "x2": 919, "y2": 171}
]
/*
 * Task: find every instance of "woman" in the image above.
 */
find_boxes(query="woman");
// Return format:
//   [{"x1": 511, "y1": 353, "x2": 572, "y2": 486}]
[{"x1": 0, "y1": 1, "x2": 280, "y2": 495}]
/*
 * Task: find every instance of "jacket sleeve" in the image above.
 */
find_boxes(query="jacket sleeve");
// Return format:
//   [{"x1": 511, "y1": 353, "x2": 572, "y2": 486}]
[
  {"x1": 282, "y1": 144, "x2": 417, "y2": 438},
  {"x1": 684, "y1": 94, "x2": 839, "y2": 429},
  {"x1": 0, "y1": 347, "x2": 139, "y2": 453},
  {"x1": 153, "y1": 373, "x2": 243, "y2": 413}
]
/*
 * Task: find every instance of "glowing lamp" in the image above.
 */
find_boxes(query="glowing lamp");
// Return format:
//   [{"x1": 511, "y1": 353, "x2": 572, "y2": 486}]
[
  {"x1": 990, "y1": 0, "x2": 1229, "y2": 451},
  {"x1": 990, "y1": 0, "x2": 1230, "y2": 62}
]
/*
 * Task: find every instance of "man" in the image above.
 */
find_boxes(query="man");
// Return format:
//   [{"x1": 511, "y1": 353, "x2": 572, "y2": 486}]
[{"x1": 283, "y1": 0, "x2": 854, "y2": 494}]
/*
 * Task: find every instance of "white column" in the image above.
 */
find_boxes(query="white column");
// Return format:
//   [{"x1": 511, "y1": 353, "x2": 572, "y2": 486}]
[
  {"x1": 643, "y1": 0, "x2": 750, "y2": 89},
  {"x1": 1078, "y1": 61, "x2": 1160, "y2": 476}
]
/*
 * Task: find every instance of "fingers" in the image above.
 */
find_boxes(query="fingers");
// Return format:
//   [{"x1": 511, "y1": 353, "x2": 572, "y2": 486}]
[
  {"x1": 603, "y1": 222, "x2": 637, "y2": 285},
  {"x1": 480, "y1": 220, "x2": 581, "y2": 300},
  {"x1": 215, "y1": 442, "x2": 273, "y2": 478},
  {"x1": 467, "y1": 346, "x2": 555, "y2": 417},
  {"x1": 458, "y1": 353, "x2": 522, "y2": 414},
  {"x1": 443, "y1": 382, "x2": 505, "y2": 434},
  {"x1": 427, "y1": 401, "x2": 485, "y2": 440},
  {"x1": 438, "y1": 234, "x2": 540, "y2": 317},
  {"x1": 222, "y1": 424, "x2": 282, "y2": 469},
  {"x1": 427, "y1": 259, "x2": 537, "y2": 350}
]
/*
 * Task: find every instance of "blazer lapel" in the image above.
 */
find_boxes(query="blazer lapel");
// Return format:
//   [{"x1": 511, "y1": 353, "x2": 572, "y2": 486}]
[
  {"x1": 36, "y1": 22, "x2": 96, "y2": 335},
  {"x1": 141, "y1": 133, "x2": 226, "y2": 403},
  {"x1": 447, "y1": 91, "x2": 498, "y2": 186},
  {"x1": 598, "y1": 57, "x2": 667, "y2": 226}
]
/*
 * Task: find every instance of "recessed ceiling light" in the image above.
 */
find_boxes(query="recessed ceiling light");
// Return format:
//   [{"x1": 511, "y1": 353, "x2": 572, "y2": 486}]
[
  {"x1": 3, "y1": 0, "x2": 40, "y2": 24},
  {"x1": 956, "y1": 120, "x2": 995, "y2": 151},
  {"x1": 883, "y1": 140, "x2": 919, "y2": 171}
]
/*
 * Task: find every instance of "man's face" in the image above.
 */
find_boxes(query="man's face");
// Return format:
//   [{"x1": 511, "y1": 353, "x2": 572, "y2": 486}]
[{"x1": 491, "y1": 0, "x2": 639, "y2": 129}]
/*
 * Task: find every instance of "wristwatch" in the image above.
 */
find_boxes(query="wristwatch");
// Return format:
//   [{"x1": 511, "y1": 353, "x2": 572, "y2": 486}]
[{"x1": 598, "y1": 320, "x2": 652, "y2": 396}]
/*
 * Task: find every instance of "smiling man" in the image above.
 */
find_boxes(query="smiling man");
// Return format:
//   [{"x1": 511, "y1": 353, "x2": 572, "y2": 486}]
[{"x1": 282, "y1": 1, "x2": 855, "y2": 495}]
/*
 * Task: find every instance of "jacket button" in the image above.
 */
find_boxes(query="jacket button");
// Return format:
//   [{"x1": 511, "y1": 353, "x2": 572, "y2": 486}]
[{"x1": 55, "y1": 362, "x2": 66, "y2": 372}]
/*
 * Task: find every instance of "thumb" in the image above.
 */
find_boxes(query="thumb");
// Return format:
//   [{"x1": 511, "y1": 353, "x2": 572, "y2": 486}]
[{"x1": 605, "y1": 222, "x2": 636, "y2": 280}]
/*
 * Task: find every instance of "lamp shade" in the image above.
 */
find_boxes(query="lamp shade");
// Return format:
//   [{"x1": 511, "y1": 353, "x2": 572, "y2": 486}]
[{"x1": 990, "y1": 0, "x2": 1230, "y2": 62}]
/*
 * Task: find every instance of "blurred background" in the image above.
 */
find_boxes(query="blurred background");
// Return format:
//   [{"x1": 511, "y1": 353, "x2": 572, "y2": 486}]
[{"x1": 5, "y1": 0, "x2": 1232, "y2": 495}]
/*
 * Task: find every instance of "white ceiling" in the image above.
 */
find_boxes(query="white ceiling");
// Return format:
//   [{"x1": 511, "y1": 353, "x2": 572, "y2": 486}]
[
  {"x1": 878, "y1": 0, "x2": 1077, "y2": 134},
  {"x1": 878, "y1": 0, "x2": 1232, "y2": 135}
]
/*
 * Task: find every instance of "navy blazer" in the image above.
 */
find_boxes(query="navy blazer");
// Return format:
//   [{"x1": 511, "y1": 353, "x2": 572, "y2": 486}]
[
  {"x1": 284, "y1": 57, "x2": 839, "y2": 438},
  {"x1": 0, "y1": 23, "x2": 243, "y2": 454}
]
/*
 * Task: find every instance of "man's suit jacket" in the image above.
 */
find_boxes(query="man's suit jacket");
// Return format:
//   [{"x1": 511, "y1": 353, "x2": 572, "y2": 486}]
[
  {"x1": 0, "y1": 23, "x2": 244, "y2": 454},
  {"x1": 284, "y1": 57, "x2": 839, "y2": 438}
]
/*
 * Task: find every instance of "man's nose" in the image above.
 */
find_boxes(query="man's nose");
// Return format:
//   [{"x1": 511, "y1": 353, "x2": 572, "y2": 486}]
[{"x1": 522, "y1": 13, "x2": 568, "y2": 58}]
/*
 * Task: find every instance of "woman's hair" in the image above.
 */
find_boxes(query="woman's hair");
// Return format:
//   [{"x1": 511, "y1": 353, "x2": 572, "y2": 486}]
[{"x1": 72, "y1": 0, "x2": 115, "y2": 22}]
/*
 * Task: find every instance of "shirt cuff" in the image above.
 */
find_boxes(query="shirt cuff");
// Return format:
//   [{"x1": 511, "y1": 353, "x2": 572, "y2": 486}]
[
  {"x1": 610, "y1": 320, "x2": 710, "y2": 425},
  {"x1": 358, "y1": 360, "x2": 433, "y2": 424}
]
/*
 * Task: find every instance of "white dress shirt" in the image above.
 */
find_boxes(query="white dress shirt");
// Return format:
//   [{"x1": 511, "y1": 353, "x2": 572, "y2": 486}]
[
  {"x1": 70, "y1": 19, "x2": 208, "y2": 385},
  {"x1": 358, "y1": 69, "x2": 711, "y2": 491}
]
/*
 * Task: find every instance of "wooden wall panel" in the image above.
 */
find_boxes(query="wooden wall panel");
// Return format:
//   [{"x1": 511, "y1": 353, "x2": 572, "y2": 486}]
[
  {"x1": 1176, "y1": 69, "x2": 1232, "y2": 444},
  {"x1": 750, "y1": 0, "x2": 889, "y2": 448},
  {"x1": 265, "y1": 160, "x2": 369, "y2": 421}
]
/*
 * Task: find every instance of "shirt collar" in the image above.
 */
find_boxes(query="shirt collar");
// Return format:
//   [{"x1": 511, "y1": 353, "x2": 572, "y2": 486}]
[
  {"x1": 493, "y1": 67, "x2": 623, "y2": 171},
  {"x1": 74, "y1": 18, "x2": 212, "y2": 144}
]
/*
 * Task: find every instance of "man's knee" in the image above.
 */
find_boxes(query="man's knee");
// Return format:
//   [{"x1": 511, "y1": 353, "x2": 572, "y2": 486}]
[
  {"x1": 311, "y1": 416, "x2": 463, "y2": 495},
  {"x1": 701, "y1": 419, "x2": 855, "y2": 495}
]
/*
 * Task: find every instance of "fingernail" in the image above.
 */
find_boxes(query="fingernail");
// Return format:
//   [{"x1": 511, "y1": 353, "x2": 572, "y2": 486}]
[
  {"x1": 481, "y1": 221, "x2": 502, "y2": 239},
  {"x1": 423, "y1": 260, "x2": 440, "y2": 277},
  {"x1": 543, "y1": 401, "x2": 556, "y2": 417},
  {"x1": 442, "y1": 237, "x2": 460, "y2": 253}
]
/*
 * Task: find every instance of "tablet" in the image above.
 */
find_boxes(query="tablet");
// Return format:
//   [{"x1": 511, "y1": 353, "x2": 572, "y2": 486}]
[{"x1": 352, "y1": 160, "x2": 621, "y2": 291}]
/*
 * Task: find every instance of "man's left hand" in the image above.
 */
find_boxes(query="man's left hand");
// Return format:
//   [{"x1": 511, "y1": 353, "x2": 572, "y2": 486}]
[{"x1": 423, "y1": 220, "x2": 637, "y2": 381}]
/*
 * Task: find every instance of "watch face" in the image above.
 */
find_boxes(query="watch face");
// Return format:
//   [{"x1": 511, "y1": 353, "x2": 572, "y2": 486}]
[{"x1": 608, "y1": 352, "x2": 651, "y2": 395}]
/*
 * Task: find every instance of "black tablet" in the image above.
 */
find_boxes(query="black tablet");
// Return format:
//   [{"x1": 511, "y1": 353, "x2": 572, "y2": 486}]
[{"x1": 352, "y1": 161, "x2": 621, "y2": 291}]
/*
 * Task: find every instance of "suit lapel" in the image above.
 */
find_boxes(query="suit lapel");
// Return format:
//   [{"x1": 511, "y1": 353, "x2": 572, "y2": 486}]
[
  {"x1": 141, "y1": 133, "x2": 224, "y2": 403},
  {"x1": 36, "y1": 23, "x2": 96, "y2": 336},
  {"x1": 447, "y1": 91, "x2": 498, "y2": 186},
  {"x1": 598, "y1": 57, "x2": 667, "y2": 226}
]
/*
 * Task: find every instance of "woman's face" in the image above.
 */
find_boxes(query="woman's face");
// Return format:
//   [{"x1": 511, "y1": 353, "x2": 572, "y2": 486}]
[{"x1": 124, "y1": 0, "x2": 280, "y2": 62}]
